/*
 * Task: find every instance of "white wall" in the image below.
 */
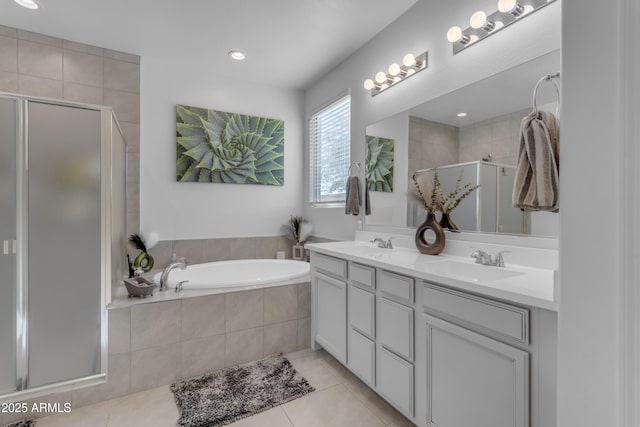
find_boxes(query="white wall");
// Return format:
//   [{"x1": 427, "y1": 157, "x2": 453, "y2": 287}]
[
  {"x1": 558, "y1": 0, "x2": 629, "y2": 425},
  {"x1": 140, "y1": 57, "x2": 305, "y2": 240},
  {"x1": 304, "y1": 0, "x2": 561, "y2": 240}
]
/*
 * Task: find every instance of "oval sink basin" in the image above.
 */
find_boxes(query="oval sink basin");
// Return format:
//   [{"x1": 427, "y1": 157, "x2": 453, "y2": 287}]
[{"x1": 428, "y1": 260, "x2": 525, "y2": 282}]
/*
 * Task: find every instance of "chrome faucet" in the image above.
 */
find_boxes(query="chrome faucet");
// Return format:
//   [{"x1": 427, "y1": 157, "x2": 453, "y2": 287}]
[
  {"x1": 470, "y1": 249, "x2": 510, "y2": 267},
  {"x1": 371, "y1": 237, "x2": 393, "y2": 249},
  {"x1": 471, "y1": 249, "x2": 493, "y2": 265},
  {"x1": 159, "y1": 260, "x2": 187, "y2": 291}
]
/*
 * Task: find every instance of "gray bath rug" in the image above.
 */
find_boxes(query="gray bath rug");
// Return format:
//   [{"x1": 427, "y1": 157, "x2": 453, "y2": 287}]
[
  {"x1": 171, "y1": 354, "x2": 315, "y2": 427},
  {"x1": 3, "y1": 420, "x2": 35, "y2": 427}
]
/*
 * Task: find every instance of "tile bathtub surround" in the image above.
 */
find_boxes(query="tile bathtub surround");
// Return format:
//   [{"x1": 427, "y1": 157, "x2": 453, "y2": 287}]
[
  {"x1": 67, "y1": 282, "x2": 312, "y2": 410},
  {"x1": 0, "y1": 25, "x2": 141, "y2": 238}
]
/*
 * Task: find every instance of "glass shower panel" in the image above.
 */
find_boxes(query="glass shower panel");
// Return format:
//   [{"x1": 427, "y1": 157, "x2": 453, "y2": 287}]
[
  {"x1": 0, "y1": 97, "x2": 17, "y2": 394},
  {"x1": 27, "y1": 102, "x2": 102, "y2": 388}
]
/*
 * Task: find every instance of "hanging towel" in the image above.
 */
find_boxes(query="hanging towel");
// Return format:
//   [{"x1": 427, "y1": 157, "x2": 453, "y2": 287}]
[
  {"x1": 365, "y1": 182, "x2": 371, "y2": 215},
  {"x1": 345, "y1": 176, "x2": 361, "y2": 215},
  {"x1": 512, "y1": 110, "x2": 560, "y2": 212}
]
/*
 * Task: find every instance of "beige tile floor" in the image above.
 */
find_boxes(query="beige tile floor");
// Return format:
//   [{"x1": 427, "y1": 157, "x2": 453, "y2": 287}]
[{"x1": 33, "y1": 349, "x2": 415, "y2": 427}]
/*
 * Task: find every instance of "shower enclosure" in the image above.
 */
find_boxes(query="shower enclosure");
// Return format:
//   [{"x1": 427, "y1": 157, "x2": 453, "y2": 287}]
[{"x1": 0, "y1": 93, "x2": 126, "y2": 399}]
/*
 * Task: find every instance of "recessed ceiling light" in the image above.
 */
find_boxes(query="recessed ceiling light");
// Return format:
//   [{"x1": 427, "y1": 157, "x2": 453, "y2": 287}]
[
  {"x1": 228, "y1": 51, "x2": 246, "y2": 61},
  {"x1": 14, "y1": 0, "x2": 39, "y2": 9},
  {"x1": 457, "y1": 112, "x2": 468, "y2": 117}
]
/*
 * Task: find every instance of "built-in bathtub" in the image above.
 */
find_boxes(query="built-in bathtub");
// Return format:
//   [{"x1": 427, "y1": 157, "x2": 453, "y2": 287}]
[
  {"x1": 93, "y1": 258, "x2": 312, "y2": 410},
  {"x1": 152, "y1": 259, "x2": 310, "y2": 289}
]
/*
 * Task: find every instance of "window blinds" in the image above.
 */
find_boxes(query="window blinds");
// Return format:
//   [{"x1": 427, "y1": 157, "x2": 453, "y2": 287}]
[{"x1": 309, "y1": 94, "x2": 351, "y2": 204}]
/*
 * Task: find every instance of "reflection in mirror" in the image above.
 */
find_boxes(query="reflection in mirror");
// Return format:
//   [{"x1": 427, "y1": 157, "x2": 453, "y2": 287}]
[{"x1": 364, "y1": 50, "x2": 560, "y2": 237}]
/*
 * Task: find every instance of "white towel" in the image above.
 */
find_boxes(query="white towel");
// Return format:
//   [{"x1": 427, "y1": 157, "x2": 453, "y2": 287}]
[
  {"x1": 512, "y1": 110, "x2": 560, "y2": 212},
  {"x1": 345, "y1": 176, "x2": 360, "y2": 215}
]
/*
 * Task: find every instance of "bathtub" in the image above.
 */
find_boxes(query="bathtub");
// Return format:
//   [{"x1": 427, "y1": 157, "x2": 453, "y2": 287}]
[{"x1": 152, "y1": 259, "x2": 310, "y2": 289}]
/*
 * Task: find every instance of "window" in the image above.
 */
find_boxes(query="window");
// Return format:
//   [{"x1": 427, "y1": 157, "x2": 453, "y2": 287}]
[{"x1": 309, "y1": 94, "x2": 351, "y2": 205}]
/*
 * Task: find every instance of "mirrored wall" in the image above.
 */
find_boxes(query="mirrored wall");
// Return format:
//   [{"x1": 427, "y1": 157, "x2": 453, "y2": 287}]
[{"x1": 364, "y1": 50, "x2": 561, "y2": 237}]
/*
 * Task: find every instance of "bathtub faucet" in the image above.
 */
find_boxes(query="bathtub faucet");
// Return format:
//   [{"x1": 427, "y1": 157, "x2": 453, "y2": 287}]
[{"x1": 159, "y1": 260, "x2": 187, "y2": 292}]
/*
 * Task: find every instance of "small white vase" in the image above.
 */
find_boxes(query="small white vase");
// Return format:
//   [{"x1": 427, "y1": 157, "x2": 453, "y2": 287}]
[{"x1": 292, "y1": 243, "x2": 305, "y2": 260}]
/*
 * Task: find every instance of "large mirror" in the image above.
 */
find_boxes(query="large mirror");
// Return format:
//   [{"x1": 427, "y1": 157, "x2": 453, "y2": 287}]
[{"x1": 364, "y1": 49, "x2": 560, "y2": 237}]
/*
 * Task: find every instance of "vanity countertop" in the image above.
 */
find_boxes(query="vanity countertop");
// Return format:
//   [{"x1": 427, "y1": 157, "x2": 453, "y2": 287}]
[{"x1": 305, "y1": 240, "x2": 558, "y2": 311}]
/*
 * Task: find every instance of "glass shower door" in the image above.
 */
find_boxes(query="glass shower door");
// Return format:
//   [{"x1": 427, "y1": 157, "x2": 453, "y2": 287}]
[
  {"x1": 26, "y1": 102, "x2": 102, "y2": 388},
  {"x1": 0, "y1": 97, "x2": 17, "y2": 394}
]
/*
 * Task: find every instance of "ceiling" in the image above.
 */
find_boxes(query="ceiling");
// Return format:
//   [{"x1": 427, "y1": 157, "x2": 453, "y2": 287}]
[
  {"x1": 0, "y1": 0, "x2": 419, "y2": 90},
  {"x1": 409, "y1": 49, "x2": 561, "y2": 127}
]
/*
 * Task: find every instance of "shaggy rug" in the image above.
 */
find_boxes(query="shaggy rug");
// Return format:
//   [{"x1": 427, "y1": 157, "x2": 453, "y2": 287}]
[
  {"x1": 3, "y1": 420, "x2": 35, "y2": 427},
  {"x1": 171, "y1": 354, "x2": 314, "y2": 427}
]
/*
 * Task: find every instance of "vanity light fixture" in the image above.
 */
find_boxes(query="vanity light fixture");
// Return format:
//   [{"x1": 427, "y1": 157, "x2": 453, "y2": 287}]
[
  {"x1": 363, "y1": 51, "x2": 428, "y2": 97},
  {"x1": 228, "y1": 50, "x2": 246, "y2": 61},
  {"x1": 14, "y1": 0, "x2": 39, "y2": 9},
  {"x1": 446, "y1": 0, "x2": 557, "y2": 54}
]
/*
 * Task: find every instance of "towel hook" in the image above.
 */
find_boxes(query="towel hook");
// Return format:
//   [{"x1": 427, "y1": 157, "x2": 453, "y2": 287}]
[
  {"x1": 348, "y1": 161, "x2": 361, "y2": 176},
  {"x1": 533, "y1": 71, "x2": 560, "y2": 116}
]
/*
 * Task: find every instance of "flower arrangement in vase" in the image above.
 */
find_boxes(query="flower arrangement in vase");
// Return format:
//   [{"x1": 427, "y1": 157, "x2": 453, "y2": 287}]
[
  {"x1": 410, "y1": 171, "x2": 446, "y2": 255},
  {"x1": 282, "y1": 215, "x2": 312, "y2": 260},
  {"x1": 410, "y1": 169, "x2": 479, "y2": 254},
  {"x1": 438, "y1": 170, "x2": 480, "y2": 231},
  {"x1": 128, "y1": 232, "x2": 159, "y2": 276}
]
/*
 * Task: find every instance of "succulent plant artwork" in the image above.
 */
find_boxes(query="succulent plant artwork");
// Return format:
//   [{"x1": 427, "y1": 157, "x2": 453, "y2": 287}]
[
  {"x1": 366, "y1": 135, "x2": 394, "y2": 192},
  {"x1": 176, "y1": 105, "x2": 284, "y2": 185}
]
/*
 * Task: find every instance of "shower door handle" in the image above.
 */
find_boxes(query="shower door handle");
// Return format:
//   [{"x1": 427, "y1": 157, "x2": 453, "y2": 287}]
[{"x1": 3, "y1": 239, "x2": 16, "y2": 255}]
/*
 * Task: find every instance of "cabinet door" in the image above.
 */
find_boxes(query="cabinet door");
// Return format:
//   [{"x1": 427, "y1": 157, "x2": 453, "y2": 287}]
[
  {"x1": 424, "y1": 314, "x2": 529, "y2": 427},
  {"x1": 314, "y1": 272, "x2": 347, "y2": 363}
]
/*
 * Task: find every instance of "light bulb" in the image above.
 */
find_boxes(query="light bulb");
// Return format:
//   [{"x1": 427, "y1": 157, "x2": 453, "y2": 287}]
[
  {"x1": 14, "y1": 0, "x2": 38, "y2": 9},
  {"x1": 392, "y1": 76, "x2": 402, "y2": 84},
  {"x1": 523, "y1": 4, "x2": 534, "y2": 13},
  {"x1": 447, "y1": 26, "x2": 463, "y2": 43},
  {"x1": 497, "y1": 0, "x2": 517, "y2": 13},
  {"x1": 469, "y1": 35, "x2": 479, "y2": 44},
  {"x1": 470, "y1": 11, "x2": 487, "y2": 29},
  {"x1": 388, "y1": 63, "x2": 401, "y2": 76},
  {"x1": 375, "y1": 72, "x2": 387, "y2": 84},
  {"x1": 406, "y1": 68, "x2": 416, "y2": 77},
  {"x1": 380, "y1": 83, "x2": 389, "y2": 91},
  {"x1": 403, "y1": 53, "x2": 416, "y2": 67},
  {"x1": 228, "y1": 50, "x2": 246, "y2": 60},
  {"x1": 457, "y1": 112, "x2": 468, "y2": 117},
  {"x1": 363, "y1": 79, "x2": 375, "y2": 91},
  {"x1": 494, "y1": 21, "x2": 504, "y2": 30}
]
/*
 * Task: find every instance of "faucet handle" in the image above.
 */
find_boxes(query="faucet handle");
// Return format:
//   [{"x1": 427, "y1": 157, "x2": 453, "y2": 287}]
[
  {"x1": 385, "y1": 238, "x2": 393, "y2": 249},
  {"x1": 175, "y1": 280, "x2": 189, "y2": 292},
  {"x1": 494, "y1": 251, "x2": 511, "y2": 267}
]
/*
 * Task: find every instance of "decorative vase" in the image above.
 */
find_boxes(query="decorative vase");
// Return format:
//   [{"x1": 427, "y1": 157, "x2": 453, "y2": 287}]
[
  {"x1": 133, "y1": 251, "x2": 154, "y2": 273},
  {"x1": 438, "y1": 212, "x2": 459, "y2": 232},
  {"x1": 292, "y1": 243, "x2": 305, "y2": 260},
  {"x1": 415, "y1": 213, "x2": 446, "y2": 255}
]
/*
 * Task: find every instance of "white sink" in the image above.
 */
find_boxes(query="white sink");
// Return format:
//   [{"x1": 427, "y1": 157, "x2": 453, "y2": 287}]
[{"x1": 428, "y1": 260, "x2": 525, "y2": 282}]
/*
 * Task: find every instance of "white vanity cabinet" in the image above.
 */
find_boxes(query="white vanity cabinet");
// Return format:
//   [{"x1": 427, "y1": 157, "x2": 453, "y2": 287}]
[
  {"x1": 310, "y1": 249, "x2": 557, "y2": 427},
  {"x1": 421, "y1": 283, "x2": 530, "y2": 427}
]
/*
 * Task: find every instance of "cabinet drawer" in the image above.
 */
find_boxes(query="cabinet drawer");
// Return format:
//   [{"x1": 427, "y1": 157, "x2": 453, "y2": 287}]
[
  {"x1": 378, "y1": 270, "x2": 414, "y2": 304},
  {"x1": 349, "y1": 262, "x2": 375, "y2": 289},
  {"x1": 312, "y1": 252, "x2": 347, "y2": 280},
  {"x1": 348, "y1": 329, "x2": 375, "y2": 386},
  {"x1": 378, "y1": 347, "x2": 414, "y2": 417},
  {"x1": 422, "y1": 283, "x2": 529, "y2": 345},
  {"x1": 349, "y1": 285, "x2": 375, "y2": 339},
  {"x1": 378, "y1": 297, "x2": 413, "y2": 361}
]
